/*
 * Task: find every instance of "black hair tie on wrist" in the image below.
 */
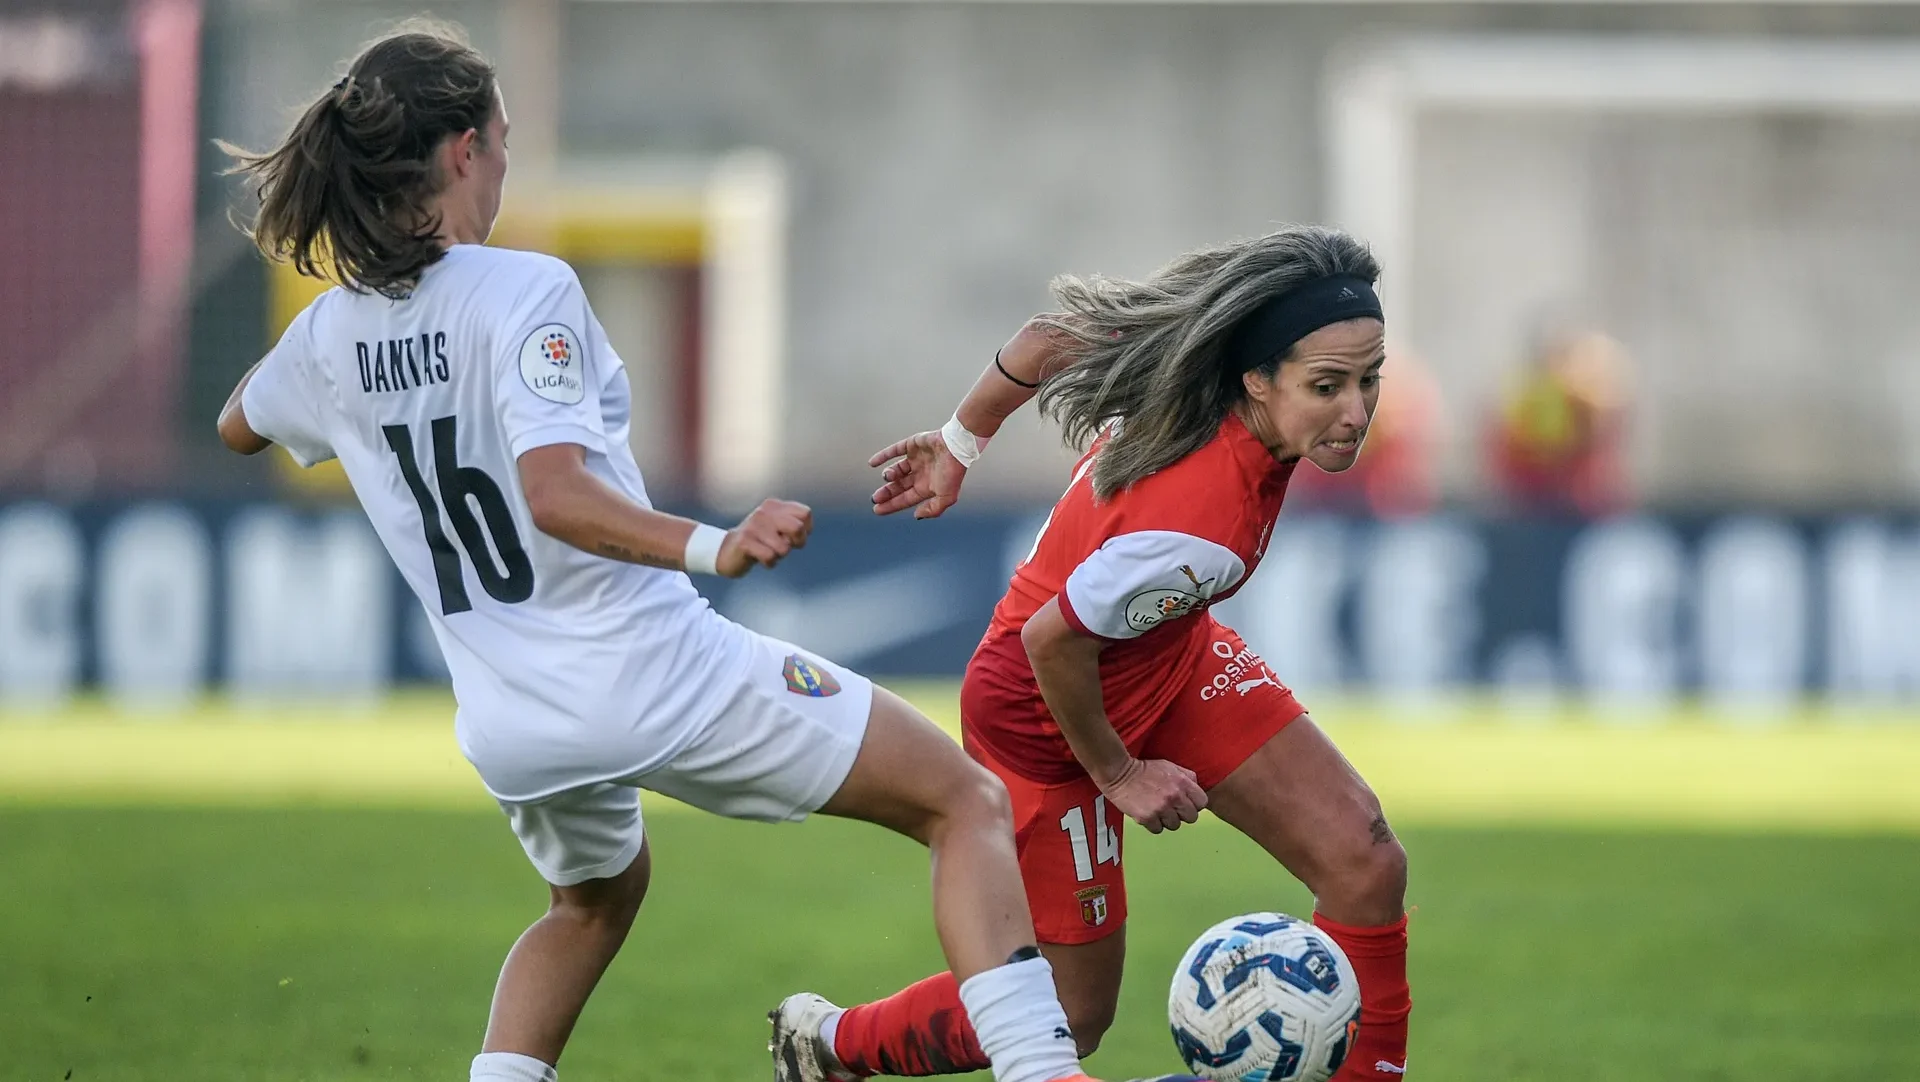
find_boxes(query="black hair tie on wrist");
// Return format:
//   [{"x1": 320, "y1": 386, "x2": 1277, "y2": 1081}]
[{"x1": 994, "y1": 350, "x2": 1040, "y2": 389}]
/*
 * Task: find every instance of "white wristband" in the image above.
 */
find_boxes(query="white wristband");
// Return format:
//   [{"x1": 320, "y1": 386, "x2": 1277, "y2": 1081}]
[
  {"x1": 940, "y1": 413, "x2": 990, "y2": 469},
  {"x1": 683, "y1": 523, "x2": 727, "y2": 576}
]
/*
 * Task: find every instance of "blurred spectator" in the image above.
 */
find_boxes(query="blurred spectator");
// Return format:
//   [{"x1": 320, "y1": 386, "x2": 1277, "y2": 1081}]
[
  {"x1": 1288, "y1": 343, "x2": 1442, "y2": 519},
  {"x1": 1485, "y1": 325, "x2": 1633, "y2": 516}
]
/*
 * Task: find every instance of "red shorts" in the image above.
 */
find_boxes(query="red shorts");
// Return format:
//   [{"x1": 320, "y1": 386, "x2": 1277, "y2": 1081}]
[{"x1": 963, "y1": 626, "x2": 1304, "y2": 945}]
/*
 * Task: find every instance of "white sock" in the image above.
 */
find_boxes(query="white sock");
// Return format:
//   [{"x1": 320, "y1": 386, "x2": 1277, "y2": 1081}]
[
  {"x1": 818, "y1": 1008, "x2": 845, "y2": 1061},
  {"x1": 958, "y1": 957, "x2": 1082, "y2": 1082},
  {"x1": 470, "y1": 1051, "x2": 557, "y2": 1082}
]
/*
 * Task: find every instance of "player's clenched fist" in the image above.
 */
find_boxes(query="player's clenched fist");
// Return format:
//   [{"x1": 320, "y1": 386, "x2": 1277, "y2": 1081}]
[
  {"x1": 1097, "y1": 756, "x2": 1208, "y2": 834},
  {"x1": 716, "y1": 499, "x2": 813, "y2": 577}
]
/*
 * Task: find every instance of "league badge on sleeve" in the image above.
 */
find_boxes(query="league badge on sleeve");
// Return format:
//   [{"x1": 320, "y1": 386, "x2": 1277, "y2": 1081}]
[
  {"x1": 1124, "y1": 564, "x2": 1216, "y2": 633},
  {"x1": 519, "y1": 323, "x2": 586, "y2": 404},
  {"x1": 782, "y1": 653, "x2": 843, "y2": 698}
]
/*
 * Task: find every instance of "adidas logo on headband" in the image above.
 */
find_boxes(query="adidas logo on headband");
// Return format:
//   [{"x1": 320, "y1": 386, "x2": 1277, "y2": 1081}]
[{"x1": 1224, "y1": 274, "x2": 1386, "y2": 372}]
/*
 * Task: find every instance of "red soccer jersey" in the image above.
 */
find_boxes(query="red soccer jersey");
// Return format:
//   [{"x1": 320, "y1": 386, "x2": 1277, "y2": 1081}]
[{"x1": 963, "y1": 413, "x2": 1295, "y2": 783}]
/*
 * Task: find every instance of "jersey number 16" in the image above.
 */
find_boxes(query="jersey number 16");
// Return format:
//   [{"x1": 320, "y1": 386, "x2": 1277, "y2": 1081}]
[{"x1": 383, "y1": 415, "x2": 535, "y2": 615}]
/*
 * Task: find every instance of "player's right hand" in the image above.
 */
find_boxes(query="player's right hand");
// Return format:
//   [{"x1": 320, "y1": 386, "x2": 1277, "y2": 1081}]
[
  {"x1": 1098, "y1": 757, "x2": 1208, "y2": 834},
  {"x1": 868, "y1": 430, "x2": 967, "y2": 520},
  {"x1": 716, "y1": 499, "x2": 812, "y2": 578}
]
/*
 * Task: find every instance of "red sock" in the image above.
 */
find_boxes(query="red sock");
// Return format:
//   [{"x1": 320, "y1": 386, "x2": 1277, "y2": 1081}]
[
  {"x1": 1314, "y1": 912, "x2": 1411, "y2": 1080},
  {"x1": 832, "y1": 972, "x2": 990, "y2": 1077}
]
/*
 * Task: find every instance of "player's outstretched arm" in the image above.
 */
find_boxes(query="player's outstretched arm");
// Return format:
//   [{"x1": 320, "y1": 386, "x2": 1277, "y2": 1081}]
[
  {"x1": 1021, "y1": 598, "x2": 1208, "y2": 834},
  {"x1": 867, "y1": 316, "x2": 1076, "y2": 519},
  {"x1": 215, "y1": 362, "x2": 272, "y2": 455},
  {"x1": 518, "y1": 443, "x2": 810, "y2": 578}
]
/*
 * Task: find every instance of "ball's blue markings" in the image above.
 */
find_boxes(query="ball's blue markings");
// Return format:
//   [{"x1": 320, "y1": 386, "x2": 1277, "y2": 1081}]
[
  {"x1": 1173, "y1": 1023, "x2": 1252, "y2": 1070},
  {"x1": 1219, "y1": 939, "x2": 1344, "y2": 999},
  {"x1": 1169, "y1": 914, "x2": 1359, "y2": 1082},
  {"x1": 1324, "y1": 1004, "x2": 1360, "y2": 1076},
  {"x1": 1187, "y1": 937, "x2": 1225, "y2": 1010},
  {"x1": 1231, "y1": 918, "x2": 1298, "y2": 937},
  {"x1": 1186, "y1": 933, "x2": 1345, "y2": 1016},
  {"x1": 1172, "y1": 1012, "x2": 1312, "y2": 1082},
  {"x1": 1253, "y1": 1011, "x2": 1307, "y2": 1080}
]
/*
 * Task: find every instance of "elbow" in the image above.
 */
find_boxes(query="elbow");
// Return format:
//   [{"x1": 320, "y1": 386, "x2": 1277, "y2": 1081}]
[
  {"x1": 216, "y1": 410, "x2": 267, "y2": 455},
  {"x1": 1020, "y1": 616, "x2": 1047, "y2": 661},
  {"x1": 1021, "y1": 609, "x2": 1067, "y2": 666},
  {"x1": 517, "y1": 444, "x2": 595, "y2": 543},
  {"x1": 523, "y1": 472, "x2": 586, "y2": 542},
  {"x1": 1022, "y1": 600, "x2": 1100, "y2": 670},
  {"x1": 523, "y1": 482, "x2": 569, "y2": 539}
]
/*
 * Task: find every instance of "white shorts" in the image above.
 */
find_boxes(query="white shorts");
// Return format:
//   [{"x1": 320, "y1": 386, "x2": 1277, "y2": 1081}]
[{"x1": 500, "y1": 632, "x2": 873, "y2": 886}]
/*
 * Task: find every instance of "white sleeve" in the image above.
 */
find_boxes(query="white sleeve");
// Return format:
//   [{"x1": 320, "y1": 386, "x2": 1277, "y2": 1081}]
[
  {"x1": 494, "y1": 261, "x2": 611, "y2": 460},
  {"x1": 1060, "y1": 530, "x2": 1247, "y2": 640},
  {"x1": 240, "y1": 306, "x2": 335, "y2": 468}
]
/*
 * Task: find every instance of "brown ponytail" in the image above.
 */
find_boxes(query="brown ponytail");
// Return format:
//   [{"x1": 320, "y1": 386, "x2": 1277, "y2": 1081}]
[{"x1": 219, "y1": 19, "x2": 496, "y2": 300}]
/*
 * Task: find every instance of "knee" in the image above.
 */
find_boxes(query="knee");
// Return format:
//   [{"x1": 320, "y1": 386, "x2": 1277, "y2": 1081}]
[
  {"x1": 961, "y1": 767, "x2": 1015, "y2": 831},
  {"x1": 927, "y1": 762, "x2": 1014, "y2": 840},
  {"x1": 549, "y1": 848, "x2": 650, "y2": 935},
  {"x1": 1322, "y1": 829, "x2": 1407, "y2": 922},
  {"x1": 1365, "y1": 835, "x2": 1410, "y2": 908}
]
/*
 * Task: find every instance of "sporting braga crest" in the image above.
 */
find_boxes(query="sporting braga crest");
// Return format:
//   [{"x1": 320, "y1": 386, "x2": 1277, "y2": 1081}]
[
  {"x1": 1076, "y1": 885, "x2": 1109, "y2": 927},
  {"x1": 782, "y1": 654, "x2": 842, "y2": 697}
]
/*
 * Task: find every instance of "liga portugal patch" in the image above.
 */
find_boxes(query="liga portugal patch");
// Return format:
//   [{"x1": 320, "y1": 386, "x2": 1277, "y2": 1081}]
[
  {"x1": 782, "y1": 653, "x2": 842, "y2": 698},
  {"x1": 1076, "y1": 885, "x2": 1109, "y2": 927}
]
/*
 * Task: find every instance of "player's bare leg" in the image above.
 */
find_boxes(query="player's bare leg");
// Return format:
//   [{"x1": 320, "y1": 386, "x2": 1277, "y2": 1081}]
[
  {"x1": 1042, "y1": 932, "x2": 1127, "y2": 1056},
  {"x1": 1204, "y1": 716, "x2": 1410, "y2": 1081},
  {"x1": 474, "y1": 841, "x2": 652, "y2": 1077},
  {"x1": 807, "y1": 685, "x2": 1083, "y2": 1082},
  {"x1": 816, "y1": 693, "x2": 1031, "y2": 980}
]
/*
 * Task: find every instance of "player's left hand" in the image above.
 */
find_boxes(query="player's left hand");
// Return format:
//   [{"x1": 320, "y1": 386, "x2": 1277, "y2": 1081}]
[
  {"x1": 1099, "y1": 757, "x2": 1208, "y2": 834},
  {"x1": 868, "y1": 430, "x2": 967, "y2": 520},
  {"x1": 716, "y1": 499, "x2": 812, "y2": 577}
]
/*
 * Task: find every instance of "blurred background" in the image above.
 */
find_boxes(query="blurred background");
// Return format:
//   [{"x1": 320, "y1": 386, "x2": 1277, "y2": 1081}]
[
  {"x1": 3, "y1": 3, "x2": 1918, "y2": 1080},
  {"x1": 10, "y1": 0, "x2": 1920, "y2": 706}
]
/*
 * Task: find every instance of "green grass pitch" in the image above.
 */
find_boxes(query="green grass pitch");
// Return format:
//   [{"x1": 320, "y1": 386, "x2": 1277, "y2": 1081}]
[
  {"x1": 5, "y1": 691, "x2": 1919, "y2": 1080},
  {"x1": 6, "y1": 804, "x2": 1917, "y2": 1082}
]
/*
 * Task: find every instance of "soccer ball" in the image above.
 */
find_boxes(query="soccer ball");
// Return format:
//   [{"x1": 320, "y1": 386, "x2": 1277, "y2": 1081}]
[{"x1": 1167, "y1": 912, "x2": 1361, "y2": 1082}]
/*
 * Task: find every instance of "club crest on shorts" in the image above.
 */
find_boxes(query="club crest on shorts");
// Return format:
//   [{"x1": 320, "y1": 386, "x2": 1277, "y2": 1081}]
[
  {"x1": 1076, "y1": 884, "x2": 1110, "y2": 927},
  {"x1": 782, "y1": 653, "x2": 842, "y2": 697}
]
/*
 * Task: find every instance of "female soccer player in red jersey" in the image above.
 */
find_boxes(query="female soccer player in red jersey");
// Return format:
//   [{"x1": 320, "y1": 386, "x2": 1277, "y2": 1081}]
[{"x1": 771, "y1": 226, "x2": 1410, "y2": 1082}]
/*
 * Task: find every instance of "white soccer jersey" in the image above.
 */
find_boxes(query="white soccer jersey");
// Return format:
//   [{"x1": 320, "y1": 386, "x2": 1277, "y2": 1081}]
[{"x1": 242, "y1": 245, "x2": 749, "y2": 801}]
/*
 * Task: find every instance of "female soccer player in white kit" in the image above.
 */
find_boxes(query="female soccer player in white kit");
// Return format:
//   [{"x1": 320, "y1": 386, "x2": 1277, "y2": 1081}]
[{"x1": 213, "y1": 23, "x2": 1153, "y2": 1082}]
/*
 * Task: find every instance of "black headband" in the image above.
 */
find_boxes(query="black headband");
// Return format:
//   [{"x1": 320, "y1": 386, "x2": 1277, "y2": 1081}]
[{"x1": 1224, "y1": 274, "x2": 1384, "y2": 373}]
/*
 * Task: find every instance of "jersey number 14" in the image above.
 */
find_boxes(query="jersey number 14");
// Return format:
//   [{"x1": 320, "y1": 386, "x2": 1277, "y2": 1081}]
[{"x1": 383, "y1": 415, "x2": 535, "y2": 615}]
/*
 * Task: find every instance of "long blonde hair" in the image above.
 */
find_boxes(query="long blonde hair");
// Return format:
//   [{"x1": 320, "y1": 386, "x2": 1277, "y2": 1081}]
[{"x1": 1036, "y1": 225, "x2": 1380, "y2": 499}]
